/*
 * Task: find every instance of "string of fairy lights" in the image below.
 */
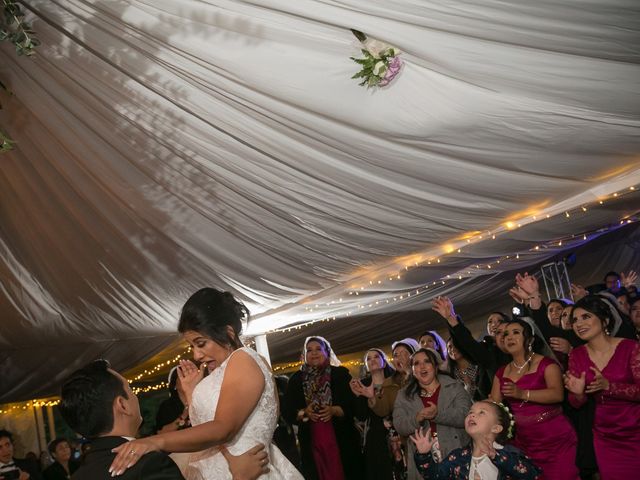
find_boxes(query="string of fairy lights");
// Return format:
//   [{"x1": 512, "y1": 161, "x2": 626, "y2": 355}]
[
  {"x1": 1, "y1": 186, "x2": 637, "y2": 414},
  {"x1": 266, "y1": 185, "x2": 639, "y2": 335},
  {"x1": 272, "y1": 357, "x2": 376, "y2": 374},
  {"x1": 0, "y1": 350, "x2": 194, "y2": 414},
  {"x1": 0, "y1": 356, "x2": 376, "y2": 413},
  {"x1": 0, "y1": 400, "x2": 60, "y2": 415},
  {"x1": 129, "y1": 349, "x2": 191, "y2": 382}
]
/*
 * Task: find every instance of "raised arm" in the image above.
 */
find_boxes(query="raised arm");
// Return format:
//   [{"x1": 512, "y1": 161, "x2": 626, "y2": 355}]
[{"x1": 433, "y1": 296, "x2": 496, "y2": 369}]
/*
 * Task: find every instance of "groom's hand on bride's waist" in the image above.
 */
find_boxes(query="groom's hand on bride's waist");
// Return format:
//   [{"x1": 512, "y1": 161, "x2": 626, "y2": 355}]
[{"x1": 221, "y1": 443, "x2": 269, "y2": 480}]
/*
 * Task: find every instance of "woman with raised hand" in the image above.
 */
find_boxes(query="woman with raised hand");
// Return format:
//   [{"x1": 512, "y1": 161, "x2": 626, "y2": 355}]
[
  {"x1": 564, "y1": 295, "x2": 640, "y2": 480},
  {"x1": 510, "y1": 273, "x2": 578, "y2": 369},
  {"x1": 108, "y1": 287, "x2": 301, "y2": 479},
  {"x1": 350, "y1": 348, "x2": 397, "y2": 480},
  {"x1": 393, "y1": 348, "x2": 471, "y2": 480},
  {"x1": 432, "y1": 296, "x2": 509, "y2": 399},
  {"x1": 282, "y1": 336, "x2": 362, "y2": 480},
  {"x1": 490, "y1": 318, "x2": 579, "y2": 479}
]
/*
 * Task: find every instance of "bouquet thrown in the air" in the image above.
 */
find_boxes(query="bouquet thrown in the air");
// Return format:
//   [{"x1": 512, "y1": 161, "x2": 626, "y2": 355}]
[{"x1": 350, "y1": 29, "x2": 403, "y2": 88}]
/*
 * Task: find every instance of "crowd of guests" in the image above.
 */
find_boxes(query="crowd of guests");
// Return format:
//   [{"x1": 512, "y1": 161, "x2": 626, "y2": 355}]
[
  {"x1": 274, "y1": 269, "x2": 639, "y2": 480},
  {"x1": 1, "y1": 269, "x2": 638, "y2": 480}
]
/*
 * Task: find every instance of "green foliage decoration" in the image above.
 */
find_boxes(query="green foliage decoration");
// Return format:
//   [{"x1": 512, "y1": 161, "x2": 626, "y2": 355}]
[
  {"x1": 0, "y1": 0, "x2": 41, "y2": 153},
  {"x1": 1, "y1": 0, "x2": 40, "y2": 56}
]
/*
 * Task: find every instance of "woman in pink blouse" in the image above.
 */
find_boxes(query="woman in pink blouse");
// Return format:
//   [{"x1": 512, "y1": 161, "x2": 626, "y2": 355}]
[{"x1": 565, "y1": 295, "x2": 640, "y2": 480}]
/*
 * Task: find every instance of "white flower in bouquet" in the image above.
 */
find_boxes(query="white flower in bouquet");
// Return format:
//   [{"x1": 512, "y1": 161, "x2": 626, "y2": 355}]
[
  {"x1": 363, "y1": 38, "x2": 390, "y2": 58},
  {"x1": 372, "y1": 61, "x2": 387, "y2": 76}
]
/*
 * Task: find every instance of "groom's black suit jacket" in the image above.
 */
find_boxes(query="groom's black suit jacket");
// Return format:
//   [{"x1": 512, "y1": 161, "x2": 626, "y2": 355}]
[{"x1": 71, "y1": 436, "x2": 184, "y2": 480}]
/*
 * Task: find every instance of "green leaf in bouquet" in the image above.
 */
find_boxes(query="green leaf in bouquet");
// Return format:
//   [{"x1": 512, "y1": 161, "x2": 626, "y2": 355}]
[{"x1": 361, "y1": 49, "x2": 375, "y2": 59}]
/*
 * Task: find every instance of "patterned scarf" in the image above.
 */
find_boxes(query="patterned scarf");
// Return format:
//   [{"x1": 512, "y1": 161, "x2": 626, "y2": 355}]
[{"x1": 302, "y1": 358, "x2": 332, "y2": 407}]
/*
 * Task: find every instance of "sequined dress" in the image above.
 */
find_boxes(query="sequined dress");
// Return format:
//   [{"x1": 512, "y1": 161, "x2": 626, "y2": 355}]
[{"x1": 496, "y1": 357, "x2": 579, "y2": 479}]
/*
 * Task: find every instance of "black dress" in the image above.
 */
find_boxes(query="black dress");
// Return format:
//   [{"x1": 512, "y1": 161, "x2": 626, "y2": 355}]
[
  {"x1": 283, "y1": 366, "x2": 364, "y2": 480},
  {"x1": 354, "y1": 378, "x2": 395, "y2": 480}
]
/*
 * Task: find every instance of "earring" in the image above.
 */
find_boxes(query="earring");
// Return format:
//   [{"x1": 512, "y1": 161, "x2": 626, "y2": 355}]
[
  {"x1": 604, "y1": 327, "x2": 610, "y2": 336},
  {"x1": 528, "y1": 343, "x2": 533, "y2": 352}
]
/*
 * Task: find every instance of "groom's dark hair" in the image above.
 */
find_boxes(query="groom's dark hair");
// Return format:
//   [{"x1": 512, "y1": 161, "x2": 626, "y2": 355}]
[{"x1": 59, "y1": 359, "x2": 128, "y2": 438}]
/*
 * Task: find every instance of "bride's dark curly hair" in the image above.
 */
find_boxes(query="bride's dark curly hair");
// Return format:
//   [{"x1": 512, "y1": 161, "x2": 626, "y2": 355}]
[{"x1": 178, "y1": 288, "x2": 248, "y2": 349}]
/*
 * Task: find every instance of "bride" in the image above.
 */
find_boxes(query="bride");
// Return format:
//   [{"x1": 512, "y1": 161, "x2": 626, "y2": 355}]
[{"x1": 109, "y1": 288, "x2": 303, "y2": 479}]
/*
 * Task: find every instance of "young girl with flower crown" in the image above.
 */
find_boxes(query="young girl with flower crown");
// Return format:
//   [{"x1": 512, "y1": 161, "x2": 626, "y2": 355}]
[{"x1": 410, "y1": 401, "x2": 541, "y2": 479}]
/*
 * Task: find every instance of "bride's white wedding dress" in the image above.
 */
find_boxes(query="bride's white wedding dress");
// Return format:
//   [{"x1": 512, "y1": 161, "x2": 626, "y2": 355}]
[{"x1": 185, "y1": 347, "x2": 303, "y2": 479}]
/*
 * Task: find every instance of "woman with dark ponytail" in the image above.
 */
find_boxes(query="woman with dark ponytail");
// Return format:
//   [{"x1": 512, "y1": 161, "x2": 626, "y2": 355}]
[{"x1": 109, "y1": 287, "x2": 303, "y2": 479}]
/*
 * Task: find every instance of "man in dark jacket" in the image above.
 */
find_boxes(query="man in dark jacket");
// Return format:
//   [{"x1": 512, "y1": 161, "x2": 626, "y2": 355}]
[
  {"x1": 0, "y1": 430, "x2": 43, "y2": 480},
  {"x1": 59, "y1": 359, "x2": 267, "y2": 480}
]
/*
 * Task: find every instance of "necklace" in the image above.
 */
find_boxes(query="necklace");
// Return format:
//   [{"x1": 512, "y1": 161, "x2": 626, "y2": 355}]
[
  {"x1": 512, "y1": 353, "x2": 534, "y2": 373},
  {"x1": 419, "y1": 384, "x2": 438, "y2": 397}
]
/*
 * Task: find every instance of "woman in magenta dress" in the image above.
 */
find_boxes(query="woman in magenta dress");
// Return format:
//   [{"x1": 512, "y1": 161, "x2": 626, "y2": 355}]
[
  {"x1": 491, "y1": 319, "x2": 579, "y2": 480},
  {"x1": 565, "y1": 295, "x2": 640, "y2": 480}
]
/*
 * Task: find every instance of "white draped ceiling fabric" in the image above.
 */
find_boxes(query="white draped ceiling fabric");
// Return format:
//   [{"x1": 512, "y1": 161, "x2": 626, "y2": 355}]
[{"x1": 1, "y1": 0, "x2": 639, "y2": 402}]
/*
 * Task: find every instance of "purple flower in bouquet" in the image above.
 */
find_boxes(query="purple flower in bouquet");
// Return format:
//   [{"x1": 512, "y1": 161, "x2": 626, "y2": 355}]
[{"x1": 378, "y1": 55, "x2": 403, "y2": 87}]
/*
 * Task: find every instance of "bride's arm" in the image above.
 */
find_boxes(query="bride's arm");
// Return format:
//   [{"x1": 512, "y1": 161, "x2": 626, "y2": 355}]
[
  {"x1": 109, "y1": 350, "x2": 265, "y2": 475},
  {"x1": 162, "y1": 350, "x2": 265, "y2": 451}
]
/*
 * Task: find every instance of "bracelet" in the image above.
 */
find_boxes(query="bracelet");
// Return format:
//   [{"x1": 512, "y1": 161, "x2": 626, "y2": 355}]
[
  {"x1": 525, "y1": 390, "x2": 530, "y2": 402},
  {"x1": 175, "y1": 415, "x2": 189, "y2": 427},
  {"x1": 528, "y1": 294, "x2": 541, "y2": 299}
]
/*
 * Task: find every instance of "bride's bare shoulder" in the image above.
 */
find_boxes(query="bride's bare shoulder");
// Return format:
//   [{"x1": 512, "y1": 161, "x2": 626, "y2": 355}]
[{"x1": 225, "y1": 348, "x2": 264, "y2": 380}]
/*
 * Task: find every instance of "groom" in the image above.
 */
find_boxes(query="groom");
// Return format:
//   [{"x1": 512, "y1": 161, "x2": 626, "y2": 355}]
[{"x1": 59, "y1": 359, "x2": 268, "y2": 479}]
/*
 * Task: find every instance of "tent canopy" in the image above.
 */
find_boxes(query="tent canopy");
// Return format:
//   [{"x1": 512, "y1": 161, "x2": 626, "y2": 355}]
[{"x1": 1, "y1": 0, "x2": 639, "y2": 402}]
